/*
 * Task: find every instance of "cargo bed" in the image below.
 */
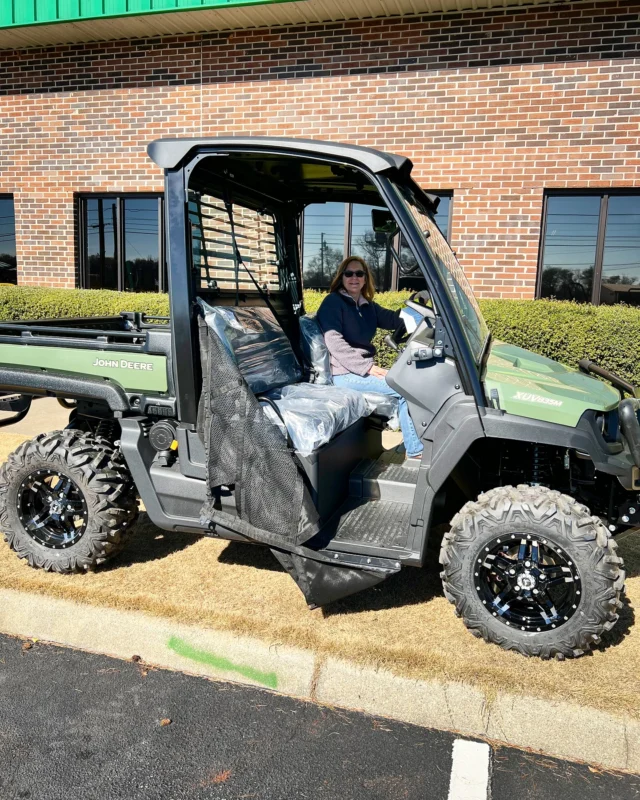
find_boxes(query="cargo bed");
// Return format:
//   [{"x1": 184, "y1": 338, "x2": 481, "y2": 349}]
[{"x1": 0, "y1": 312, "x2": 174, "y2": 421}]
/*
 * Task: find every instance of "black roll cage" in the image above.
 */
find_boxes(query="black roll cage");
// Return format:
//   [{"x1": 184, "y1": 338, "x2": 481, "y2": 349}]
[{"x1": 158, "y1": 141, "x2": 487, "y2": 426}]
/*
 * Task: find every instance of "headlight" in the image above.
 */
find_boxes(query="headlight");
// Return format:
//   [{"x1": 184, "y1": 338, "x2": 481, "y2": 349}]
[{"x1": 600, "y1": 409, "x2": 620, "y2": 442}]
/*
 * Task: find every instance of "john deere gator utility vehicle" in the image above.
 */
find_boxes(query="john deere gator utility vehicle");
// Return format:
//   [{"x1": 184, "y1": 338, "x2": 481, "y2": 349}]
[{"x1": 0, "y1": 137, "x2": 634, "y2": 659}]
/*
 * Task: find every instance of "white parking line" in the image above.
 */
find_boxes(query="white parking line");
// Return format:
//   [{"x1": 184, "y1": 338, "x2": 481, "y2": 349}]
[{"x1": 447, "y1": 739, "x2": 491, "y2": 800}]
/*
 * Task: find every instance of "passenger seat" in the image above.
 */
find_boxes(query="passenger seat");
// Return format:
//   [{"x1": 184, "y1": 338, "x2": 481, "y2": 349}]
[{"x1": 198, "y1": 300, "x2": 385, "y2": 454}]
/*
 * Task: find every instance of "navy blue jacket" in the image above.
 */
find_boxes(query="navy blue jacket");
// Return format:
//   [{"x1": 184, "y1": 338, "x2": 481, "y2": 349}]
[{"x1": 316, "y1": 291, "x2": 400, "y2": 376}]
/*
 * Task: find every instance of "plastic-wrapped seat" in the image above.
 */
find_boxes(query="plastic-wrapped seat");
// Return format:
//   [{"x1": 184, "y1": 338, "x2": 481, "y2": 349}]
[
  {"x1": 299, "y1": 313, "x2": 399, "y2": 427},
  {"x1": 198, "y1": 300, "x2": 379, "y2": 453}
]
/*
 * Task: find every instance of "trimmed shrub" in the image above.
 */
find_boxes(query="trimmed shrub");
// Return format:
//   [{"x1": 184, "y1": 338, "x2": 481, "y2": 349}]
[
  {"x1": 480, "y1": 299, "x2": 640, "y2": 387},
  {"x1": 1, "y1": 286, "x2": 639, "y2": 387},
  {"x1": 0, "y1": 286, "x2": 169, "y2": 322}
]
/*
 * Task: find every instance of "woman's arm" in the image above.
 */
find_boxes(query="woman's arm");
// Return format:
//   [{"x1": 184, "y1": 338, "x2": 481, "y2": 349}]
[
  {"x1": 317, "y1": 295, "x2": 372, "y2": 376},
  {"x1": 373, "y1": 302, "x2": 401, "y2": 331}
]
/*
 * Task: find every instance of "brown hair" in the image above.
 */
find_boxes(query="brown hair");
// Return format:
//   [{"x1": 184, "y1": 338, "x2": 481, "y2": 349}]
[{"x1": 328, "y1": 255, "x2": 376, "y2": 302}]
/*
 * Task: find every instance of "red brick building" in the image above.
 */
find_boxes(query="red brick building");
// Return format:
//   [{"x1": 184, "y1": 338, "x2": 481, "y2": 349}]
[{"x1": 0, "y1": 0, "x2": 638, "y2": 303}]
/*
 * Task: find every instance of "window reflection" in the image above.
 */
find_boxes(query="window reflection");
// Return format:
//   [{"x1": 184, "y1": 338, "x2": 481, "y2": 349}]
[
  {"x1": 539, "y1": 196, "x2": 599, "y2": 302},
  {"x1": 351, "y1": 203, "x2": 390, "y2": 290},
  {"x1": 81, "y1": 195, "x2": 164, "y2": 292},
  {"x1": 599, "y1": 195, "x2": 640, "y2": 306},
  {"x1": 301, "y1": 193, "x2": 452, "y2": 291},
  {"x1": 0, "y1": 196, "x2": 17, "y2": 285},
  {"x1": 302, "y1": 203, "x2": 345, "y2": 289},
  {"x1": 538, "y1": 193, "x2": 640, "y2": 306},
  {"x1": 86, "y1": 198, "x2": 118, "y2": 290},
  {"x1": 433, "y1": 194, "x2": 451, "y2": 241},
  {"x1": 124, "y1": 198, "x2": 160, "y2": 293}
]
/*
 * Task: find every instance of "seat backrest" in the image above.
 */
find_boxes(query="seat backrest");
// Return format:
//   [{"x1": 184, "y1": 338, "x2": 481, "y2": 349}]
[
  {"x1": 299, "y1": 314, "x2": 333, "y2": 385},
  {"x1": 198, "y1": 299, "x2": 302, "y2": 393}
]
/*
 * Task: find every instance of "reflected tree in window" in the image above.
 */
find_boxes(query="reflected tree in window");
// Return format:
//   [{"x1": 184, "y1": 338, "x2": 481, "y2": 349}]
[
  {"x1": 539, "y1": 196, "x2": 599, "y2": 302},
  {"x1": 539, "y1": 192, "x2": 640, "y2": 306},
  {"x1": 599, "y1": 195, "x2": 640, "y2": 306},
  {"x1": 301, "y1": 194, "x2": 452, "y2": 291},
  {"x1": 81, "y1": 195, "x2": 164, "y2": 292},
  {"x1": 302, "y1": 203, "x2": 345, "y2": 288}
]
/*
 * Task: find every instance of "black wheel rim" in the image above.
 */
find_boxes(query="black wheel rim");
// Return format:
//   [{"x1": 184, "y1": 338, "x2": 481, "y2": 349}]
[
  {"x1": 17, "y1": 470, "x2": 88, "y2": 549},
  {"x1": 475, "y1": 533, "x2": 581, "y2": 632}
]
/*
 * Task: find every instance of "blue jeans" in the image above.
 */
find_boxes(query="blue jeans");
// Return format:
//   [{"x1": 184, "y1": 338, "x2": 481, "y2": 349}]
[{"x1": 333, "y1": 373, "x2": 423, "y2": 457}]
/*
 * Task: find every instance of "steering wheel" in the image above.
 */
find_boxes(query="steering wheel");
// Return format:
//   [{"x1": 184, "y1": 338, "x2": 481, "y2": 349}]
[
  {"x1": 388, "y1": 319, "x2": 409, "y2": 350},
  {"x1": 386, "y1": 290, "x2": 435, "y2": 352}
]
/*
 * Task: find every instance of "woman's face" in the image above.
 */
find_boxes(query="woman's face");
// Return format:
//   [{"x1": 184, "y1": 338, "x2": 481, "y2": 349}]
[{"x1": 341, "y1": 260, "x2": 367, "y2": 296}]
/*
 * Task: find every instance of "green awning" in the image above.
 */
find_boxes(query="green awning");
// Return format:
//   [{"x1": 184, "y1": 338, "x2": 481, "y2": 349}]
[{"x1": 0, "y1": 0, "x2": 285, "y2": 28}]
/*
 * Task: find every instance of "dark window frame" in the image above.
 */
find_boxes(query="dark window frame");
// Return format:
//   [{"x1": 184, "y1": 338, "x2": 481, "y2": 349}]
[
  {"x1": 536, "y1": 189, "x2": 640, "y2": 305},
  {"x1": 77, "y1": 193, "x2": 166, "y2": 292},
  {"x1": 0, "y1": 193, "x2": 18, "y2": 285}
]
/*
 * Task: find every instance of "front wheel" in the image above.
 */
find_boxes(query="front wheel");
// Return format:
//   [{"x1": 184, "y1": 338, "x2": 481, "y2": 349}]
[
  {"x1": 0, "y1": 430, "x2": 139, "y2": 573},
  {"x1": 439, "y1": 484, "x2": 625, "y2": 659}
]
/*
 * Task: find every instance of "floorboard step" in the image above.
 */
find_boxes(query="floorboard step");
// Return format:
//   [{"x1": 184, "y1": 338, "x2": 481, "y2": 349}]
[
  {"x1": 350, "y1": 448, "x2": 418, "y2": 505},
  {"x1": 322, "y1": 497, "x2": 413, "y2": 552}
]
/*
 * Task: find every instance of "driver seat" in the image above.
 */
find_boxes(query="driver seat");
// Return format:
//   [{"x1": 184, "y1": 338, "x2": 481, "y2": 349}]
[{"x1": 299, "y1": 313, "x2": 399, "y2": 422}]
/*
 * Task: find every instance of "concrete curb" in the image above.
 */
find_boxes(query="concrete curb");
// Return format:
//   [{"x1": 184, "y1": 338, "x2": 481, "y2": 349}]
[{"x1": 1, "y1": 588, "x2": 637, "y2": 772}]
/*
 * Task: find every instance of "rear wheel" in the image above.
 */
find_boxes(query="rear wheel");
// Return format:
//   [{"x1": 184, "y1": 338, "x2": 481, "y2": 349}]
[
  {"x1": 439, "y1": 484, "x2": 625, "y2": 659},
  {"x1": 0, "y1": 430, "x2": 138, "y2": 573}
]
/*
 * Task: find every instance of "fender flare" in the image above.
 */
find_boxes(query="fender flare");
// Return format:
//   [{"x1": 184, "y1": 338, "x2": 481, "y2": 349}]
[{"x1": 0, "y1": 366, "x2": 129, "y2": 413}]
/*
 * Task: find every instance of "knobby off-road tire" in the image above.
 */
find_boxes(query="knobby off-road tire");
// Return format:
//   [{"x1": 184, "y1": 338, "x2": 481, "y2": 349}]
[
  {"x1": 0, "y1": 429, "x2": 139, "y2": 573},
  {"x1": 439, "y1": 484, "x2": 625, "y2": 659}
]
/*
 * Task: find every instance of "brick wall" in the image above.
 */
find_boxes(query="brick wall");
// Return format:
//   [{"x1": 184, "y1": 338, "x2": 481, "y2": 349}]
[{"x1": 0, "y1": 0, "x2": 638, "y2": 295}]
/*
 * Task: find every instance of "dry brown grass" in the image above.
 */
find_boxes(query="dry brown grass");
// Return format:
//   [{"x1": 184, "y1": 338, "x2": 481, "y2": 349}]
[{"x1": 0, "y1": 432, "x2": 638, "y2": 718}]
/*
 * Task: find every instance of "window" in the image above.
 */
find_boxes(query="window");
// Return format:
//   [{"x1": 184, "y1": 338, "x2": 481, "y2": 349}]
[
  {"x1": 301, "y1": 193, "x2": 453, "y2": 291},
  {"x1": 0, "y1": 195, "x2": 17, "y2": 284},
  {"x1": 79, "y1": 195, "x2": 165, "y2": 292},
  {"x1": 538, "y1": 192, "x2": 640, "y2": 306},
  {"x1": 301, "y1": 202, "x2": 345, "y2": 289}
]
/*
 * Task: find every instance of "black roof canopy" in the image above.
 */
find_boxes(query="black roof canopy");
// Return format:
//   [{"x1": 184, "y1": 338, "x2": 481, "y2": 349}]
[
  {"x1": 147, "y1": 136, "x2": 412, "y2": 176},
  {"x1": 147, "y1": 136, "x2": 441, "y2": 213}
]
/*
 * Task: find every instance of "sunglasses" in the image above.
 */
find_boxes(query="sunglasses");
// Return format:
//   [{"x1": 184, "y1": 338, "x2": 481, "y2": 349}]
[{"x1": 343, "y1": 270, "x2": 365, "y2": 278}]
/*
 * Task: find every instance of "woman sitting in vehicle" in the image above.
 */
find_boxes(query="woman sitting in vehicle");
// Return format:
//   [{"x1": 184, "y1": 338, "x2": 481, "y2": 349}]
[{"x1": 316, "y1": 256, "x2": 423, "y2": 460}]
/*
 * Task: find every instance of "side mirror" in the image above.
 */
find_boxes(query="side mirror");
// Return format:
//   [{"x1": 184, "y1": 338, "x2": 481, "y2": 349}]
[{"x1": 371, "y1": 209, "x2": 399, "y2": 236}]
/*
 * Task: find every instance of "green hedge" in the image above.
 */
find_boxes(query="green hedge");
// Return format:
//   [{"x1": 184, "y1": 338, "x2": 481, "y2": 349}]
[
  {"x1": 0, "y1": 286, "x2": 169, "y2": 321},
  {"x1": 480, "y1": 299, "x2": 640, "y2": 387},
  {"x1": 2, "y1": 286, "x2": 640, "y2": 386}
]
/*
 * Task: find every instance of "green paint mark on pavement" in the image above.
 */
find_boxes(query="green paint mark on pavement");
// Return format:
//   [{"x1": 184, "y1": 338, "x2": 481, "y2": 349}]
[{"x1": 167, "y1": 636, "x2": 278, "y2": 689}]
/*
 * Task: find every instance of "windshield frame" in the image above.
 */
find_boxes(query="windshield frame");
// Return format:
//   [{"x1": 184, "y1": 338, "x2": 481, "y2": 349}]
[
  {"x1": 391, "y1": 180, "x2": 490, "y2": 365},
  {"x1": 374, "y1": 174, "x2": 488, "y2": 406}
]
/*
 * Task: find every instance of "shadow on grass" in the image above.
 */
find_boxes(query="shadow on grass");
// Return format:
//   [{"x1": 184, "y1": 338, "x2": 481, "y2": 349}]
[
  {"x1": 324, "y1": 555, "x2": 444, "y2": 617},
  {"x1": 595, "y1": 594, "x2": 635, "y2": 654},
  {"x1": 617, "y1": 531, "x2": 640, "y2": 579},
  {"x1": 217, "y1": 541, "x2": 285, "y2": 572},
  {"x1": 217, "y1": 526, "x2": 446, "y2": 612},
  {"x1": 106, "y1": 513, "x2": 202, "y2": 570},
  {"x1": 322, "y1": 525, "x2": 447, "y2": 616}
]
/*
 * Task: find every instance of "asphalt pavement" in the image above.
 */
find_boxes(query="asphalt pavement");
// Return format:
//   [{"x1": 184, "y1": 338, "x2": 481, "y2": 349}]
[{"x1": 0, "y1": 634, "x2": 638, "y2": 800}]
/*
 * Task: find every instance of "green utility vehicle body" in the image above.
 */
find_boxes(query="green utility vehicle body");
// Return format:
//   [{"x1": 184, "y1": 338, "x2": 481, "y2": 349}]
[
  {"x1": 0, "y1": 343, "x2": 168, "y2": 394},
  {"x1": 484, "y1": 342, "x2": 620, "y2": 427},
  {"x1": 0, "y1": 137, "x2": 634, "y2": 660},
  {"x1": 0, "y1": 338, "x2": 617, "y2": 425}
]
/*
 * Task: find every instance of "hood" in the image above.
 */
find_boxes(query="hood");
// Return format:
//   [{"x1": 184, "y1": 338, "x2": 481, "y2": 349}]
[{"x1": 483, "y1": 342, "x2": 620, "y2": 427}]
